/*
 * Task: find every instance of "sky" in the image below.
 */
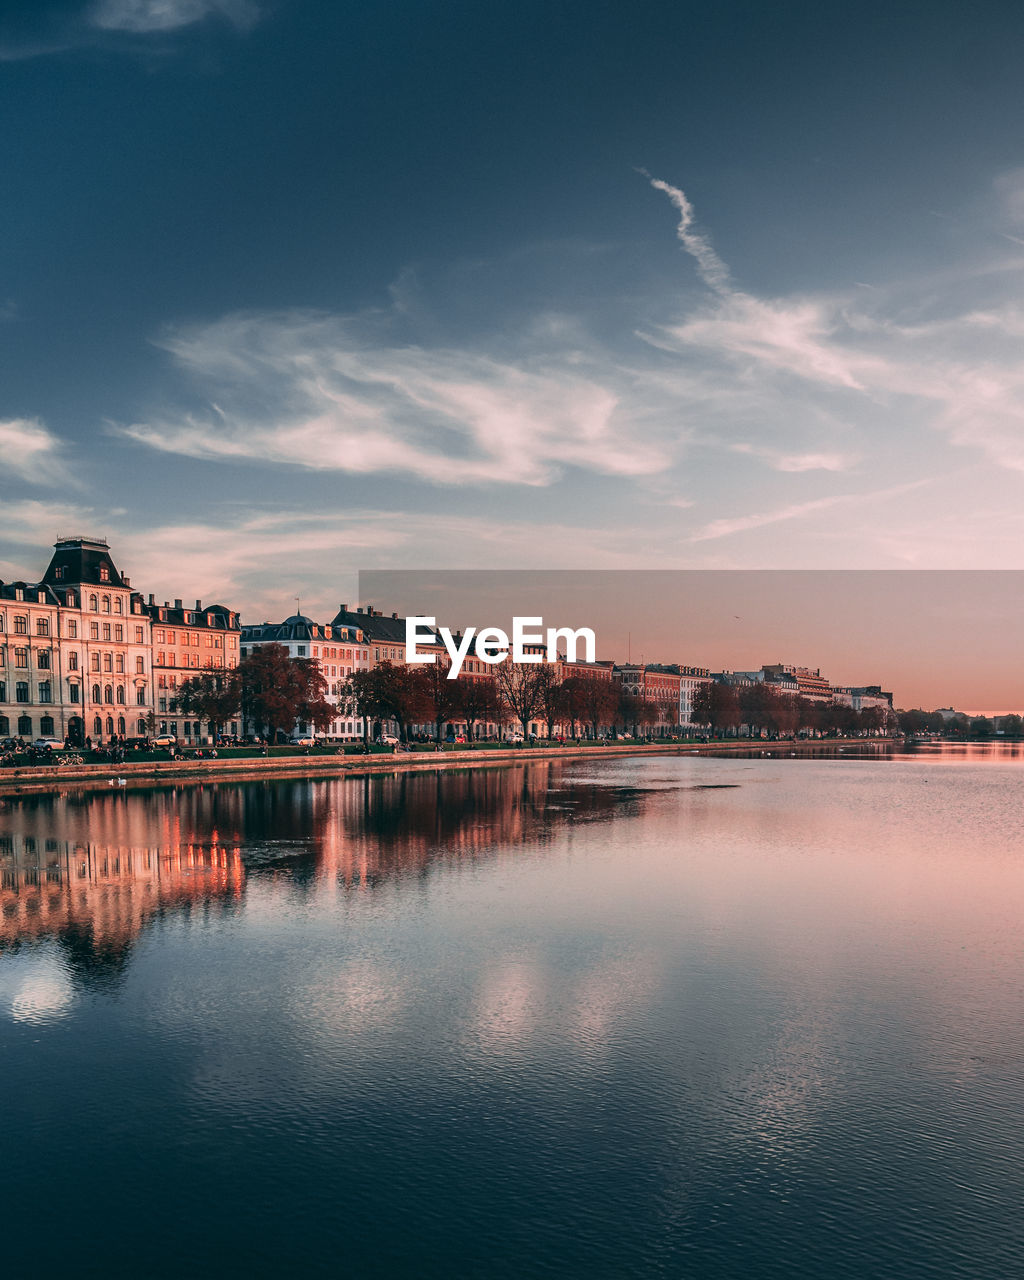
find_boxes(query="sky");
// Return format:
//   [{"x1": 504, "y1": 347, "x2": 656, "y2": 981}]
[{"x1": 4, "y1": 0, "x2": 1024, "y2": 699}]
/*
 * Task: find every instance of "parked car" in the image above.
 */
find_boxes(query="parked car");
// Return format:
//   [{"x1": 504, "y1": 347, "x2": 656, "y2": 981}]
[
  {"x1": 34, "y1": 737, "x2": 64, "y2": 750},
  {"x1": 152, "y1": 734, "x2": 177, "y2": 747},
  {"x1": 380, "y1": 733, "x2": 400, "y2": 746},
  {"x1": 290, "y1": 735, "x2": 317, "y2": 747}
]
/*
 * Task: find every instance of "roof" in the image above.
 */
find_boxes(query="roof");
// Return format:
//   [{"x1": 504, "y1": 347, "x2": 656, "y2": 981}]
[
  {"x1": 42, "y1": 538, "x2": 128, "y2": 590},
  {"x1": 331, "y1": 605, "x2": 407, "y2": 644}
]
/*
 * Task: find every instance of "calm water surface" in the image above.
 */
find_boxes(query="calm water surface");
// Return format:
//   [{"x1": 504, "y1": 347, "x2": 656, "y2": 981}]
[{"x1": 2, "y1": 746, "x2": 1024, "y2": 1278}]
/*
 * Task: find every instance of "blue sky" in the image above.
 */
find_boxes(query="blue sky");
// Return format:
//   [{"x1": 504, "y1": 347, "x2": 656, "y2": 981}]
[{"x1": 4, "y1": 0, "x2": 1024, "y2": 619}]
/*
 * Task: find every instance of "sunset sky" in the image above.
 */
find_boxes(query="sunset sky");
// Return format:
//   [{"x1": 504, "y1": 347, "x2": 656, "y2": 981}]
[{"x1": 4, "y1": 1, "x2": 1024, "y2": 705}]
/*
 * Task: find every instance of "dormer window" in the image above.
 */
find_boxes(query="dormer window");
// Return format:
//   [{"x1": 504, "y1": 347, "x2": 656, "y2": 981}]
[
  {"x1": 55, "y1": 566, "x2": 65, "y2": 580},
  {"x1": 99, "y1": 565, "x2": 109, "y2": 582}
]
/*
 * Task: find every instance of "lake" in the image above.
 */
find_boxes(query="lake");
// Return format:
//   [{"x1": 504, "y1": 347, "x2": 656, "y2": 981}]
[{"x1": 2, "y1": 746, "x2": 1023, "y2": 1278}]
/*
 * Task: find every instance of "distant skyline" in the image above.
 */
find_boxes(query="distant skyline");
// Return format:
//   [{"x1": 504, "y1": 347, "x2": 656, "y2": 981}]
[{"x1": 5, "y1": 3, "x2": 1024, "y2": 645}]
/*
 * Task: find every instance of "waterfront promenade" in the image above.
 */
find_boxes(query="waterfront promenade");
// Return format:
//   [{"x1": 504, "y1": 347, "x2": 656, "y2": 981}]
[{"x1": 0, "y1": 738, "x2": 896, "y2": 796}]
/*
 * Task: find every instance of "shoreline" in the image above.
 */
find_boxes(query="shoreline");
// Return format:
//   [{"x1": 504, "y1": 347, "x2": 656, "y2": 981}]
[{"x1": 0, "y1": 738, "x2": 899, "y2": 797}]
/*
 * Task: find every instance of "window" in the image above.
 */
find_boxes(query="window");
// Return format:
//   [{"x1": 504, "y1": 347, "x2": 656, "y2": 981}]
[
  {"x1": 99, "y1": 565, "x2": 109, "y2": 582},
  {"x1": 104, "y1": 685, "x2": 113, "y2": 704},
  {"x1": 38, "y1": 684, "x2": 51, "y2": 704},
  {"x1": 102, "y1": 623, "x2": 111, "y2": 641},
  {"x1": 15, "y1": 682, "x2": 29, "y2": 703},
  {"x1": 102, "y1": 595, "x2": 110, "y2": 612},
  {"x1": 38, "y1": 650, "x2": 50, "y2": 670},
  {"x1": 18, "y1": 715, "x2": 31, "y2": 736},
  {"x1": 0, "y1": 715, "x2": 7, "y2": 735},
  {"x1": 15, "y1": 647, "x2": 28, "y2": 668},
  {"x1": 154, "y1": 629, "x2": 164, "y2": 644},
  {"x1": 103, "y1": 654, "x2": 113, "y2": 673},
  {"x1": 92, "y1": 684, "x2": 101, "y2": 703},
  {"x1": 14, "y1": 615, "x2": 27, "y2": 634},
  {"x1": 206, "y1": 635, "x2": 213, "y2": 647},
  {"x1": 135, "y1": 626, "x2": 144, "y2": 643},
  {"x1": 90, "y1": 622, "x2": 99, "y2": 640},
  {"x1": 0, "y1": 616, "x2": 4, "y2": 633},
  {"x1": 298, "y1": 645, "x2": 306, "y2": 656},
  {"x1": 137, "y1": 687, "x2": 146, "y2": 705},
  {"x1": 68, "y1": 652, "x2": 78, "y2": 672},
  {"x1": 54, "y1": 566, "x2": 65, "y2": 580},
  {"x1": 115, "y1": 625, "x2": 123, "y2": 642},
  {"x1": 137, "y1": 718, "x2": 146, "y2": 735},
  {"x1": 117, "y1": 716, "x2": 125, "y2": 735},
  {"x1": 0, "y1": 682, "x2": 4, "y2": 701},
  {"x1": 68, "y1": 619, "x2": 77, "y2": 638},
  {"x1": 66, "y1": 593, "x2": 76, "y2": 608},
  {"x1": 36, "y1": 617, "x2": 49, "y2": 636},
  {"x1": 89, "y1": 595, "x2": 98, "y2": 611},
  {"x1": 105, "y1": 716, "x2": 114, "y2": 736},
  {"x1": 114, "y1": 597, "x2": 122, "y2": 614},
  {"x1": 136, "y1": 656, "x2": 144, "y2": 674},
  {"x1": 116, "y1": 654, "x2": 124, "y2": 673},
  {"x1": 167, "y1": 630, "x2": 175, "y2": 644},
  {"x1": 91, "y1": 654, "x2": 100, "y2": 672},
  {"x1": 93, "y1": 716, "x2": 102, "y2": 734},
  {"x1": 116, "y1": 686, "x2": 125, "y2": 704},
  {"x1": 69, "y1": 684, "x2": 80, "y2": 704}
]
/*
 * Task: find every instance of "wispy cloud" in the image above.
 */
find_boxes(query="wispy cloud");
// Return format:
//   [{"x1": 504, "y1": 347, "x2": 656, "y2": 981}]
[
  {"x1": 118, "y1": 311, "x2": 673, "y2": 486},
  {"x1": 0, "y1": 419, "x2": 70, "y2": 486},
  {"x1": 89, "y1": 0, "x2": 259, "y2": 33},
  {"x1": 690, "y1": 481, "x2": 932, "y2": 543}
]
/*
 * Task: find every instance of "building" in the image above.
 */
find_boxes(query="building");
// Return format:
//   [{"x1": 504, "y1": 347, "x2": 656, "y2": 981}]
[
  {"x1": 0, "y1": 578, "x2": 63, "y2": 742},
  {"x1": 761, "y1": 664, "x2": 833, "y2": 700},
  {"x1": 148, "y1": 597, "x2": 242, "y2": 743},
  {"x1": 241, "y1": 613, "x2": 371, "y2": 740},
  {"x1": 38, "y1": 537, "x2": 154, "y2": 745}
]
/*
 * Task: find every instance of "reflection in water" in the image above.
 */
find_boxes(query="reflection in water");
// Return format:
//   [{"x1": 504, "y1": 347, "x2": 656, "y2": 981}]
[
  {"x1": 4, "y1": 746, "x2": 1024, "y2": 1279},
  {"x1": 0, "y1": 764, "x2": 646, "y2": 971}
]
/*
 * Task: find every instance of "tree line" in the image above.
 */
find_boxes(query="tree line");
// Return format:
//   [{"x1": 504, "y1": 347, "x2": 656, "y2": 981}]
[{"x1": 691, "y1": 681, "x2": 897, "y2": 738}]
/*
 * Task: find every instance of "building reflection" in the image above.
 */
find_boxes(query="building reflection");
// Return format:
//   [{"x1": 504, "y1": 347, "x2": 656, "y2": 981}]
[
  {"x1": 0, "y1": 788, "x2": 245, "y2": 979},
  {"x1": 0, "y1": 762, "x2": 644, "y2": 963}
]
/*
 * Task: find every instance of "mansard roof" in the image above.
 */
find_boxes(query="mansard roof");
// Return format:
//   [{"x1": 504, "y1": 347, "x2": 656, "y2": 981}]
[
  {"x1": 42, "y1": 537, "x2": 128, "y2": 589},
  {"x1": 331, "y1": 605, "x2": 407, "y2": 644}
]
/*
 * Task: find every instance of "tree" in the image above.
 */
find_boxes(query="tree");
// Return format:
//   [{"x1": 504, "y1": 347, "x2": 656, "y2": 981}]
[
  {"x1": 346, "y1": 660, "x2": 433, "y2": 743},
  {"x1": 177, "y1": 671, "x2": 242, "y2": 737},
  {"x1": 535, "y1": 665, "x2": 566, "y2": 739},
  {"x1": 494, "y1": 661, "x2": 547, "y2": 739},
  {"x1": 562, "y1": 674, "x2": 619, "y2": 738},
  {"x1": 423, "y1": 657, "x2": 460, "y2": 742},
  {"x1": 237, "y1": 643, "x2": 335, "y2": 742},
  {"x1": 691, "y1": 681, "x2": 741, "y2": 736},
  {"x1": 452, "y1": 674, "x2": 501, "y2": 744},
  {"x1": 1001, "y1": 713, "x2": 1023, "y2": 737}
]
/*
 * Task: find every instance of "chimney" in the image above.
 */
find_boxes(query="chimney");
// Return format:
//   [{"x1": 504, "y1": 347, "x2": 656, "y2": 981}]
[
  {"x1": 174, "y1": 598, "x2": 182, "y2": 609},
  {"x1": 148, "y1": 593, "x2": 155, "y2": 605},
  {"x1": 123, "y1": 576, "x2": 130, "y2": 587},
  {"x1": 356, "y1": 606, "x2": 363, "y2": 613},
  {"x1": 339, "y1": 603, "x2": 347, "y2": 613},
  {"x1": 392, "y1": 612, "x2": 398, "y2": 619},
  {"x1": 196, "y1": 599, "x2": 202, "y2": 610}
]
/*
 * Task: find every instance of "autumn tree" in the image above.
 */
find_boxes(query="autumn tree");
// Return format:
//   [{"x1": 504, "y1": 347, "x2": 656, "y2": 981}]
[
  {"x1": 452, "y1": 674, "x2": 501, "y2": 745},
  {"x1": 494, "y1": 661, "x2": 547, "y2": 739},
  {"x1": 346, "y1": 660, "x2": 433, "y2": 743},
  {"x1": 691, "y1": 681, "x2": 741, "y2": 737},
  {"x1": 423, "y1": 657, "x2": 460, "y2": 742},
  {"x1": 237, "y1": 643, "x2": 335, "y2": 742},
  {"x1": 562, "y1": 674, "x2": 619, "y2": 738},
  {"x1": 535, "y1": 665, "x2": 566, "y2": 739},
  {"x1": 177, "y1": 671, "x2": 242, "y2": 737}
]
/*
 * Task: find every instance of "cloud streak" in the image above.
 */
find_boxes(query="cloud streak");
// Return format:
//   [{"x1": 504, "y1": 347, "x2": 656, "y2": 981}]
[{"x1": 89, "y1": 0, "x2": 259, "y2": 32}]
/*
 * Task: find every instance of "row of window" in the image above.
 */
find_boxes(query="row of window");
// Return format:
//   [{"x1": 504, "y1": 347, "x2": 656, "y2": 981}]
[
  {"x1": 0, "y1": 714, "x2": 56, "y2": 737},
  {"x1": 0, "y1": 616, "x2": 148, "y2": 642},
  {"x1": 153, "y1": 629, "x2": 232, "y2": 647},
  {"x1": 0, "y1": 681, "x2": 52, "y2": 704},
  {"x1": 0, "y1": 649, "x2": 146, "y2": 675}
]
